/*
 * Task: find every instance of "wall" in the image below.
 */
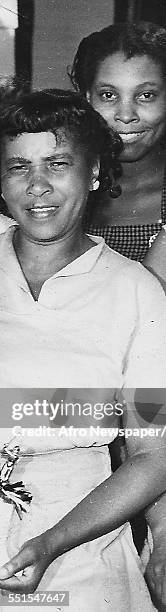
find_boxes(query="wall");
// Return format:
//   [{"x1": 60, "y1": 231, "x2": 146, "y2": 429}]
[
  {"x1": 0, "y1": 0, "x2": 18, "y2": 78},
  {"x1": 32, "y1": 0, "x2": 114, "y2": 90},
  {"x1": 0, "y1": 30, "x2": 15, "y2": 77}
]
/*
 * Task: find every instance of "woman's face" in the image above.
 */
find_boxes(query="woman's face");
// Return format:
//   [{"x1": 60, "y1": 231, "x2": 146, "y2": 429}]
[
  {"x1": 87, "y1": 52, "x2": 166, "y2": 162},
  {"x1": 1, "y1": 131, "x2": 97, "y2": 243}
]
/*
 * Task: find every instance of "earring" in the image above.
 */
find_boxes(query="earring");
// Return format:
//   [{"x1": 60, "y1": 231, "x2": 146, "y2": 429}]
[
  {"x1": 1, "y1": 193, "x2": 5, "y2": 200},
  {"x1": 92, "y1": 179, "x2": 99, "y2": 191},
  {"x1": 109, "y1": 183, "x2": 122, "y2": 198}
]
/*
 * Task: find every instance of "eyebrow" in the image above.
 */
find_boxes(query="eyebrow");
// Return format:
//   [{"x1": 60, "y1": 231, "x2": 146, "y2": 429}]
[
  {"x1": 44, "y1": 153, "x2": 74, "y2": 162},
  {"x1": 96, "y1": 80, "x2": 161, "y2": 88},
  {"x1": 5, "y1": 156, "x2": 30, "y2": 164},
  {"x1": 5, "y1": 152, "x2": 74, "y2": 164}
]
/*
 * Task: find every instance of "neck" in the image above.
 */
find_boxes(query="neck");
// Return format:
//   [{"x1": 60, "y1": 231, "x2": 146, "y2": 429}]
[
  {"x1": 121, "y1": 144, "x2": 165, "y2": 181},
  {"x1": 13, "y1": 225, "x2": 93, "y2": 279}
]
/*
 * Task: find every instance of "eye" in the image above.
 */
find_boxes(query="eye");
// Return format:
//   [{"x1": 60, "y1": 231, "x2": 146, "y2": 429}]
[
  {"x1": 49, "y1": 161, "x2": 70, "y2": 171},
  {"x1": 8, "y1": 164, "x2": 28, "y2": 174},
  {"x1": 137, "y1": 91, "x2": 156, "y2": 102},
  {"x1": 99, "y1": 91, "x2": 117, "y2": 101}
]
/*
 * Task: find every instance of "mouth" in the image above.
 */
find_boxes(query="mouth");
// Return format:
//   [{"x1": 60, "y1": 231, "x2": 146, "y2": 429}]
[
  {"x1": 27, "y1": 206, "x2": 59, "y2": 218},
  {"x1": 119, "y1": 131, "x2": 147, "y2": 144}
]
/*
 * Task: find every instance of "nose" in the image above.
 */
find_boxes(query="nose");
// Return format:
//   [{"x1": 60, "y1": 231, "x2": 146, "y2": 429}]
[
  {"x1": 114, "y1": 99, "x2": 139, "y2": 124},
  {"x1": 26, "y1": 167, "x2": 53, "y2": 197}
]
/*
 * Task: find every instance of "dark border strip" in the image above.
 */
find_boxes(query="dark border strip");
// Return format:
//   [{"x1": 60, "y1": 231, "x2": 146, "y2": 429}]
[
  {"x1": 114, "y1": 0, "x2": 166, "y2": 24},
  {"x1": 15, "y1": 0, "x2": 34, "y2": 89}
]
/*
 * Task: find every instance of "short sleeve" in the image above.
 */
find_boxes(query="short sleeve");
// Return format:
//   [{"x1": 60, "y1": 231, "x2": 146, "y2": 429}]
[{"x1": 123, "y1": 270, "x2": 166, "y2": 388}]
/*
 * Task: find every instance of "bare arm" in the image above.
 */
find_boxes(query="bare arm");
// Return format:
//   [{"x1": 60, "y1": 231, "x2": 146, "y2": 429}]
[
  {"x1": 144, "y1": 494, "x2": 166, "y2": 608},
  {"x1": 143, "y1": 228, "x2": 166, "y2": 292},
  {"x1": 45, "y1": 408, "x2": 166, "y2": 560},
  {"x1": 145, "y1": 494, "x2": 166, "y2": 537}
]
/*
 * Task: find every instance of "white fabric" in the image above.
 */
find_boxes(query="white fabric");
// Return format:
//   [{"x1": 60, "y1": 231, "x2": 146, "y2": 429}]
[
  {"x1": 0, "y1": 226, "x2": 165, "y2": 610},
  {"x1": 0, "y1": 213, "x2": 16, "y2": 233},
  {"x1": 0, "y1": 443, "x2": 155, "y2": 612},
  {"x1": 0, "y1": 227, "x2": 165, "y2": 388}
]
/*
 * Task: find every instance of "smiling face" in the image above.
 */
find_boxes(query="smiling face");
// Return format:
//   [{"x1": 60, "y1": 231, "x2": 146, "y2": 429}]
[
  {"x1": 87, "y1": 52, "x2": 166, "y2": 162},
  {"x1": 1, "y1": 131, "x2": 96, "y2": 243}
]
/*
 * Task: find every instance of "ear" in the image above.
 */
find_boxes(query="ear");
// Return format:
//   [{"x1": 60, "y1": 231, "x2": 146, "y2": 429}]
[{"x1": 89, "y1": 159, "x2": 100, "y2": 192}]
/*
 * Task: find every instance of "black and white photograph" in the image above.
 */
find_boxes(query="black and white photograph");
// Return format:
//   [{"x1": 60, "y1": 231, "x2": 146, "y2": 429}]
[{"x1": 0, "y1": 1, "x2": 166, "y2": 611}]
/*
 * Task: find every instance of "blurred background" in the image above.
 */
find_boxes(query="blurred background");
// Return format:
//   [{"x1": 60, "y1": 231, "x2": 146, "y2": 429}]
[{"x1": 0, "y1": 0, "x2": 166, "y2": 90}]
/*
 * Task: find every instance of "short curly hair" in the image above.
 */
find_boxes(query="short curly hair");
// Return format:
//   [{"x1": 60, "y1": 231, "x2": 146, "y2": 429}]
[
  {"x1": 69, "y1": 21, "x2": 166, "y2": 95},
  {"x1": 0, "y1": 88, "x2": 122, "y2": 197}
]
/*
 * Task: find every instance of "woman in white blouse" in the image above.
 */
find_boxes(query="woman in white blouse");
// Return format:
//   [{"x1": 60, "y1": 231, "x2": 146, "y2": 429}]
[{"x1": 0, "y1": 88, "x2": 165, "y2": 611}]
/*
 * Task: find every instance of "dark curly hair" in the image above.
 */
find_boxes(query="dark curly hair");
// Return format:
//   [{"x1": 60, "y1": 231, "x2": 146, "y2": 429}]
[
  {"x1": 0, "y1": 88, "x2": 122, "y2": 197},
  {"x1": 69, "y1": 21, "x2": 166, "y2": 95}
]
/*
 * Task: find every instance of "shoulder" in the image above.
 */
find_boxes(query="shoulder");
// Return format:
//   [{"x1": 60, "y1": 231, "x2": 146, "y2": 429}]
[
  {"x1": 100, "y1": 241, "x2": 158, "y2": 282},
  {"x1": 0, "y1": 224, "x2": 17, "y2": 260},
  {"x1": 98, "y1": 242, "x2": 166, "y2": 313},
  {"x1": 0, "y1": 214, "x2": 16, "y2": 233}
]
